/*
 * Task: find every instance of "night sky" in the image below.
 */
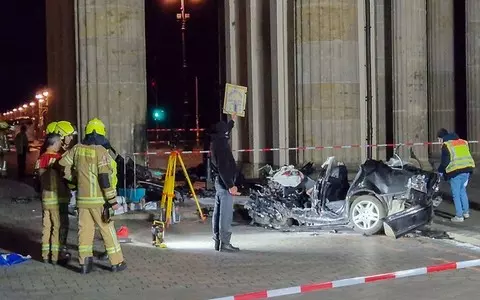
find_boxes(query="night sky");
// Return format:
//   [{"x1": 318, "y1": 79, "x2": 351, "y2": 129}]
[{"x1": 1, "y1": 0, "x2": 222, "y2": 130}]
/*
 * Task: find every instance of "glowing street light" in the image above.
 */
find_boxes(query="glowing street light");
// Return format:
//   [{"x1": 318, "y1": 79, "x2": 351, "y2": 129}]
[
  {"x1": 22, "y1": 104, "x2": 28, "y2": 109},
  {"x1": 34, "y1": 89, "x2": 50, "y2": 137}
]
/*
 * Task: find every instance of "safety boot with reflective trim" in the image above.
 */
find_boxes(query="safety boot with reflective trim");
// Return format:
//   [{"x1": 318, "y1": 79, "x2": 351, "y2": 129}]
[{"x1": 80, "y1": 257, "x2": 94, "y2": 274}]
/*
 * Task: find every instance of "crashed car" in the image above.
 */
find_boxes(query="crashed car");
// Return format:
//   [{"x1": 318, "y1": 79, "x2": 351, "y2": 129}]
[{"x1": 245, "y1": 148, "x2": 442, "y2": 238}]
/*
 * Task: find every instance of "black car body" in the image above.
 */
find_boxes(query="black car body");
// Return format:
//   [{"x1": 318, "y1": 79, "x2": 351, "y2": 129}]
[{"x1": 245, "y1": 155, "x2": 442, "y2": 238}]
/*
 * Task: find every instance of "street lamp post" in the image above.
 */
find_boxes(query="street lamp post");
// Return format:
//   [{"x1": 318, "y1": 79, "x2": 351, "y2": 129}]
[
  {"x1": 29, "y1": 102, "x2": 37, "y2": 138},
  {"x1": 35, "y1": 90, "x2": 49, "y2": 136},
  {"x1": 176, "y1": 0, "x2": 191, "y2": 140}
]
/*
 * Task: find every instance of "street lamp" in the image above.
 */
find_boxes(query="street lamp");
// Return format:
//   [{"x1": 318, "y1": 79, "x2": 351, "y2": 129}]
[
  {"x1": 163, "y1": 0, "x2": 200, "y2": 137},
  {"x1": 35, "y1": 89, "x2": 50, "y2": 135}
]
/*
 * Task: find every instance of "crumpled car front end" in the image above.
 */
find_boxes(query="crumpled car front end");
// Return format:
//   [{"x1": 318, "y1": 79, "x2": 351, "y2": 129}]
[{"x1": 383, "y1": 172, "x2": 441, "y2": 238}]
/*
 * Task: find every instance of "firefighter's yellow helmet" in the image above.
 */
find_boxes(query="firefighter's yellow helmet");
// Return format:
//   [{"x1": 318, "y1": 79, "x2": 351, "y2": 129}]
[
  {"x1": 54, "y1": 121, "x2": 77, "y2": 138},
  {"x1": 85, "y1": 118, "x2": 106, "y2": 136},
  {"x1": 45, "y1": 122, "x2": 58, "y2": 134}
]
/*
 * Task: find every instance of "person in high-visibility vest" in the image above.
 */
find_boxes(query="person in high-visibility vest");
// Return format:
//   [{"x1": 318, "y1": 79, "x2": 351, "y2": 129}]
[
  {"x1": 53, "y1": 121, "x2": 77, "y2": 151},
  {"x1": 59, "y1": 118, "x2": 126, "y2": 274},
  {"x1": 35, "y1": 133, "x2": 71, "y2": 264},
  {"x1": 437, "y1": 128, "x2": 475, "y2": 223}
]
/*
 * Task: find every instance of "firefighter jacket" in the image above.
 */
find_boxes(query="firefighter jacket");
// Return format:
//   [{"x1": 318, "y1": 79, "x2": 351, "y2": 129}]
[
  {"x1": 35, "y1": 152, "x2": 70, "y2": 209},
  {"x1": 59, "y1": 144, "x2": 117, "y2": 209}
]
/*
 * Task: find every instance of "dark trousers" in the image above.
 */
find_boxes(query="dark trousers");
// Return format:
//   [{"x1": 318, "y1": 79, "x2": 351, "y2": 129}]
[
  {"x1": 212, "y1": 178, "x2": 234, "y2": 244},
  {"x1": 17, "y1": 152, "x2": 27, "y2": 179}
]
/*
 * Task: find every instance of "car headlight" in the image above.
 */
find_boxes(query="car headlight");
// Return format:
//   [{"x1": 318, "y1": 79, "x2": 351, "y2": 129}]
[{"x1": 407, "y1": 174, "x2": 428, "y2": 193}]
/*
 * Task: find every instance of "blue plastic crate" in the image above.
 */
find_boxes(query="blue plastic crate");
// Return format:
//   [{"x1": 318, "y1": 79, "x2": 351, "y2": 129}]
[{"x1": 118, "y1": 188, "x2": 146, "y2": 203}]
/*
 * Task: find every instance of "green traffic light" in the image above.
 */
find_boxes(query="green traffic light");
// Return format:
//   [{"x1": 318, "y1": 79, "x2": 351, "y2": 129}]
[{"x1": 152, "y1": 108, "x2": 166, "y2": 121}]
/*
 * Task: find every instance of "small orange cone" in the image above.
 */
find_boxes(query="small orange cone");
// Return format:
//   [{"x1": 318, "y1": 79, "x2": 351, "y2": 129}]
[{"x1": 116, "y1": 225, "x2": 132, "y2": 243}]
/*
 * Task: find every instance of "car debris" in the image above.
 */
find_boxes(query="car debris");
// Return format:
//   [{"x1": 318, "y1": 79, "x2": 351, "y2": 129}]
[{"x1": 244, "y1": 145, "x2": 443, "y2": 239}]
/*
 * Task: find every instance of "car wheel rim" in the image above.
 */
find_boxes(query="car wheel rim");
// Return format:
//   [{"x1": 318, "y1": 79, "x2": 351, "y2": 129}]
[{"x1": 352, "y1": 200, "x2": 380, "y2": 230}]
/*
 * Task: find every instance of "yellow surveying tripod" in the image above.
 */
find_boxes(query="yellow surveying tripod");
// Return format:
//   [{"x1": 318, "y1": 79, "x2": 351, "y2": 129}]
[{"x1": 160, "y1": 151, "x2": 206, "y2": 227}]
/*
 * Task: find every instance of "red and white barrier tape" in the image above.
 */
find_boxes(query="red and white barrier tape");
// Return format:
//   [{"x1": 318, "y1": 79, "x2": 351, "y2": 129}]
[
  {"x1": 209, "y1": 259, "x2": 480, "y2": 300},
  {"x1": 134, "y1": 140, "x2": 480, "y2": 156},
  {"x1": 147, "y1": 128, "x2": 205, "y2": 132}
]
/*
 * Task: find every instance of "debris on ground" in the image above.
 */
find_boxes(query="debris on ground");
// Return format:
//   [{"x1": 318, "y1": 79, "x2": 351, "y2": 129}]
[
  {"x1": 11, "y1": 197, "x2": 32, "y2": 204},
  {"x1": 403, "y1": 227, "x2": 452, "y2": 240}
]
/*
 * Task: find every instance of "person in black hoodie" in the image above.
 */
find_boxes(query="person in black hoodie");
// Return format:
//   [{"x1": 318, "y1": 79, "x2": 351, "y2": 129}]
[
  {"x1": 437, "y1": 128, "x2": 475, "y2": 223},
  {"x1": 210, "y1": 114, "x2": 241, "y2": 252}
]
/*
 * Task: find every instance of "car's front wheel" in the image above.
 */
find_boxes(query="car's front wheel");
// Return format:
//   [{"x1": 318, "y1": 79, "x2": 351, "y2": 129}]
[{"x1": 349, "y1": 195, "x2": 386, "y2": 236}]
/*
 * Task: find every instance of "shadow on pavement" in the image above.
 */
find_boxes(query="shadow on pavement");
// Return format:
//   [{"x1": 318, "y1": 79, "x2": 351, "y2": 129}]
[
  {"x1": 434, "y1": 209, "x2": 455, "y2": 220},
  {"x1": 0, "y1": 224, "x2": 41, "y2": 261}
]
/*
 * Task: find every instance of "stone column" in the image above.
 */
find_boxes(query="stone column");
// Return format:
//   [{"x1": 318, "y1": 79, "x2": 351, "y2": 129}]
[
  {"x1": 295, "y1": 0, "x2": 361, "y2": 166},
  {"x1": 466, "y1": 0, "x2": 480, "y2": 157},
  {"x1": 75, "y1": 0, "x2": 147, "y2": 156},
  {"x1": 427, "y1": 0, "x2": 455, "y2": 154},
  {"x1": 270, "y1": 0, "x2": 291, "y2": 166},
  {"x1": 374, "y1": 0, "x2": 387, "y2": 160},
  {"x1": 45, "y1": 0, "x2": 77, "y2": 124},
  {"x1": 392, "y1": 0, "x2": 428, "y2": 160},
  {"x1": 225, "y1": 0, "x2": 241, "y2": 161},
  {"x1": 246, "y1": 0, "x2": 270, "y2": 167}
]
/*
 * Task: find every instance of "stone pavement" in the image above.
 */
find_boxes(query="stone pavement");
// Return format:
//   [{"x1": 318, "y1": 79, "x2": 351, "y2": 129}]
[
  {"x1": 281, "y1": 268, "x2": 480, "y2": 300},
  {"x1": 2, "y1": 179, "x2": 480, "y2": 300}
]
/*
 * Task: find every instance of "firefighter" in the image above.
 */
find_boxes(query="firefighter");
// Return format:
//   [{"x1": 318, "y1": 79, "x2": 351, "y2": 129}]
[
  {"x1": 52, "y1": 120, "x2": 77, "y2": 152},
  {"x1": 36, "y1": 133, "x2": 71, "y2": 264},
  {"x1": 59, "y1": 118, "x2": 126, "y2": 274},
  {"x1": 49, "y1": 120, "x2": 78, "y2": 214}
]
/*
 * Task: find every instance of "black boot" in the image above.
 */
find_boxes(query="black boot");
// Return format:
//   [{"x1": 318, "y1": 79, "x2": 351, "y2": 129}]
[
  {"x1": 219, "y1": 242, "x2": 240, "y2": 252},
  {"x1": 213, "y1": 237, "x2": 220, "y2": 251},
  {"x1": 111, "y1": 261, "x2": 127, "y2": 272},
  {"x1": 80, "y1": 257, "x2": 93, "y2": 274},
  {"x1": 57, "y1": 251, "x2": 71, "y2": 266},
  {"x1": 97, "y1": 251, "x2": 109, "y2": 261}
]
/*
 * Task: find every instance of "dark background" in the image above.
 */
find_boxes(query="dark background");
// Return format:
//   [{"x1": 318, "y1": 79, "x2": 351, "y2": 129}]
[{"x1": 0, "y1": 0, "x2": 224, "y2": 130}]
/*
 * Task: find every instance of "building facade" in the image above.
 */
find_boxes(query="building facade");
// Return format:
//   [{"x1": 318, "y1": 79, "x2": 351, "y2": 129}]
[
  {"x1": 46, "y1": 0, "x2": 479, "y2": 168},
  {"x1": 226, "y1": 0, "x2": 480, "y2": 169}
]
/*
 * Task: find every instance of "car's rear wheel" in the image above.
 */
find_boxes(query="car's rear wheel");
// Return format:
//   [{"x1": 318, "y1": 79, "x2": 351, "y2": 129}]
[{"x1": 349, "y1": 195, "x2": 386, "y2": 236}]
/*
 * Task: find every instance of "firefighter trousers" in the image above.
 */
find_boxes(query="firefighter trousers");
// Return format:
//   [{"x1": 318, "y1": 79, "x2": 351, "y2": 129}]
[
  {"x1": 41, "y1": 205, "x2": 69, "y2": 261},
  {"x1": 78, "y1": 207, "x2": 124, "y2": 266}
]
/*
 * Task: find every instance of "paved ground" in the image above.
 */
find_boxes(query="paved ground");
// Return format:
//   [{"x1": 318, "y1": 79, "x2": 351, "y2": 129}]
[
  {"x1": 2, "y1": 146, "x2": 480, "y2": 299},
  {"x1": 1, "y1": 178, "x2": 480, "y2": 300}
]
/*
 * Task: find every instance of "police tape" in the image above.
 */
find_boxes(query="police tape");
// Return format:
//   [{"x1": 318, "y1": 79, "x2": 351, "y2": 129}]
[
  {"x1": 147, "y1": 128, "x2": 205, "y2": 132},
  {"x1": 209, "y1": 258, "x2": 480, "y2": 300},
  {"x1": 132, "y1": 140, "x2": 480, "y2": 156}
]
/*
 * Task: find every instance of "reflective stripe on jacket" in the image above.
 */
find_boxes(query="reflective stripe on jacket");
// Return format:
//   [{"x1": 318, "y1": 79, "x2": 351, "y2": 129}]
[
  {"x1": 59, "y1": 144, "x2": 117, "y2": 208},
  {"x1": 444, "y1": 139, "x2": 475, "y2": 174},
  {"x1": 35, "y1": 153, "x2": 70, "y2": 209}
]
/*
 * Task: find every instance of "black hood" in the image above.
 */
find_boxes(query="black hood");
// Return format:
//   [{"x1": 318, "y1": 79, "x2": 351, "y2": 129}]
[
  {"x1": 210, "y1": 120, "x2": 233, "y2": 141},
  {"x1": 82, "y1": 132, "x2": 112, "y2": 150}
]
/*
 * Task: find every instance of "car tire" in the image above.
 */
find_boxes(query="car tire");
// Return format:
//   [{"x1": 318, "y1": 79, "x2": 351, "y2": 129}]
[{"x1": 349, "y1": 195, "x2": 387, "y2": 236}]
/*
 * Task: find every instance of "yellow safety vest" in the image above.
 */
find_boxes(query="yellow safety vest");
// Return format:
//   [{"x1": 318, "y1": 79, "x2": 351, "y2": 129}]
[{"x1": 444, "y1": 139, "x2": 475, "y2": 173}]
